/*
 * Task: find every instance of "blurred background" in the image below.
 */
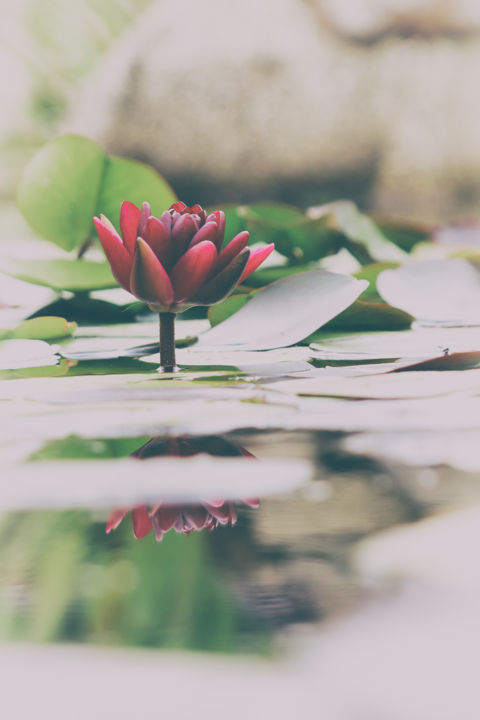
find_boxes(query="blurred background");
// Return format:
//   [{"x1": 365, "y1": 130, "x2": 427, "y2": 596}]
[
  {"x1": 3, "y1": 0, "x2": 480, "y2": 223},
  {"x1": 3, "y1": 3, "x2": 480, "y2": 718}
]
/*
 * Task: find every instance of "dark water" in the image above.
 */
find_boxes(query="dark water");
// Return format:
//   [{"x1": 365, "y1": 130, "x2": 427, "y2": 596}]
[{"x1": 1, "y1": 430, "x2": 476, "y2": 655}]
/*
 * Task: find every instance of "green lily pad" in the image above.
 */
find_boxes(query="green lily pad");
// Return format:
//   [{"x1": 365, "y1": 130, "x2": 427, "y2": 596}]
[
  {"x1": 318, "y1": 300, "x2": 413, "y2": 333},
  {"x1": 0, "y1": 316, "x2": 77, "y2": 341},
  {"x1": 208, "y1": 295, "x2": 250, "y2": 327},
  {"x1": 0, "y1": 256, "x2": 118, "y2": 292},
  {"x1": 199, "y1": 269, "x2": 368, "y2": 350},
  {"x1": 309, "y1": 201, "x2": 407, "y2": 264},
  {"x1": 17, "y1": 134, "x2": 177, "y2": 252}
]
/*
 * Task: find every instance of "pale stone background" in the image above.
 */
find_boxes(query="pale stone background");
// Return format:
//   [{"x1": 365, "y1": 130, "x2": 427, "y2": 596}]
[{"x1": 63, "y1": 0, "x2": 480, "y2": 222}]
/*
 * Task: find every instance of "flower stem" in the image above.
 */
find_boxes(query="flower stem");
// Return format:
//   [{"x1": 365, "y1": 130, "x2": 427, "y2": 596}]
[{"x1": 159, "y1": 312, "x2": 176, "y2": 372}]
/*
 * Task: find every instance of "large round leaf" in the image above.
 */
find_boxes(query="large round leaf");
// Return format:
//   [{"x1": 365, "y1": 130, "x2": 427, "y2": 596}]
[
  {"x1": 17, "y1": 135, "x2": 106, "y2": 252},
  {"x1": 99, "y1": 156, "x2": 177, "y2": 233},
  {"x1": 198, "y1": 270, "x2": 368, "y2": 350},
  {"x1": 16, "y1": 134, "x2": 177, "y2": 252}
]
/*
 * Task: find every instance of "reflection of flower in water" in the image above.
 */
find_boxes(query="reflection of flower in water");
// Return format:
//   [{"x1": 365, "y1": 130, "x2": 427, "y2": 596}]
[{"x1": 106, "y1": 436, "x2": 259, "y2": 541}]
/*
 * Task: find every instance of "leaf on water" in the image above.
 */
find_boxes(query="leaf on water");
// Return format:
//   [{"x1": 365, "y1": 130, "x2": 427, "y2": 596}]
[
  {"x1": 308, "y1": 201, "x2": 407, "y2": 263},
  {"x1": 0, "y1": 316, "x2": 77, "y2": 341},
  {"x1": 0, "y1": 339, "x2": 59, "y2": 370},
  {"x1": 0, "y1": 456, "x2": 312, "y2": 511},
  {"x1": 376, "y1": 217, "x2": 432, "y2": 252},
  {"x1": 16, "y1": 135, "x2": 177, "y2": 253},
  {"x1": 353, "y1": 262, "x2": 400, "y2": 300},
  {"x1": 318, "y1": 300, "x2": 413, "y2": 333},
  {"x1": 377, "y1": 259, "x2": 480, "y2": 323},
  {"x1": 272, "y1": 370, "x2": 480, "y2": 400},
  {"x1": 198, "y1": 270, "x2": 368, "y2": 350},
  {"x1": 392, "y1": 351, "x2": 480, "y2": 372},
  {"x1": 310, "y1": 326, "x2": 480, "y2": 362},
  {"x1": 0, "y1": 257, "x2": 118, "y2": 292},
  {"x1": 208, "y1": 294, "x2": 250, "y2": 327}
]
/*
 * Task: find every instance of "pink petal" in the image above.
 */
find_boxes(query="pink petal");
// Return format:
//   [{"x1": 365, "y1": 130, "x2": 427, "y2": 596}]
[
  {"x1": 188, "y1": 221, "x2": 219, "y2": 249},
  {"x1": 130, "y1": 238, "x2": 174, "y2": 307},
  {"x1": 206, "y1": 211, "x2": 226, "y2": 250},
  {"x1": 144, "y1": 216, "x2": 172, "y2": 266},
  {"x1": 160, "y1": 211, "x2": 173, "y2": 232},
  {"x1": 137, "y1": 201, "x2": 151, "y2": 238},
  {"x1": 170, "y1": 240, "x2": 217, "y2": 302},
  {"x1": 213, "y1": 231, "x2": 249, "y2": 274},
  {"x1": 183, "y1": 506, "x2": 209, "y2": 530},
  {"x1": 151, "y1": 505, "x2": 180, "y2": 533},
  {"x1": 239, "y1": 243, "x2": 275, "y2": 283},
  {"x1": 106, "y1": 508, "x2": 128, "y2": 533},
  {"x1": 243, "y1": 498, "x2": 260, "y2": 508},
  {"x1": 94, "y1": 216, "x2": 132, "y2": 291},
  {"x1": 132, "y1": 505, "x2": 153, "y2": 539},
  {"x1": 171, "y1": 214, "x2": 199, "y2": 254},
  {"x1": 119, "y1": 201, "x2": 141, "y2": 255}
]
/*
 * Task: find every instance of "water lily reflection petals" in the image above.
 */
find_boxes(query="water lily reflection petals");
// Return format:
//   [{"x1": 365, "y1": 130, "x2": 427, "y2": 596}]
[{"x1": 93, "y1": 201, "x2": 274, "y2": 312}]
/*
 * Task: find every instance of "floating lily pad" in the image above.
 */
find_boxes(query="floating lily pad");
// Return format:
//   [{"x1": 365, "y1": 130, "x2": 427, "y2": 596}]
[
  {"x1": 1, "y1": 257, "x2": 118, "y2": 292},
  {"x1": 199, "y1": 270, "x2": 368, "y2": 350},
  {"x1": 308, "y1": 201, "x2": 407, "y2": 264},
  {"x1": 377, "y1": 259, "x2": 480, "y2": 323},
  {"x1": 0, "y1": 339, "x2": 59, "y2": 370},
  {"x1": 0, "y1": 316, "x2": 77, "y2": 341}
]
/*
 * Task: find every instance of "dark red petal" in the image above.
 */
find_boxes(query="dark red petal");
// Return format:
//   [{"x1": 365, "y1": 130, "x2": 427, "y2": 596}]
[
  {"x1": 137, "y1": 201, "x2": 151, "y2": 238},
  {"x1": 214, "y1": 231, "x2": 250, "y2": 274},
  {"x1": 170, "y1": 201, "x2": 187, "y2": 213},
  {"x1": 171, "y1": 214, "x2": 199, "y2": 254},
  {"x1": 188, "y1": 221, "x2": 219, "y2": 249},
  {"x1": 204, "y1": 503, "x2": 232, "y2": 523},
  {"x1": 191, "y1": 204, "x2": 206, "y2": 223},
  {"x1": 119, "y1": 201, "x2": 141, "y2": 255},
  {"x1": 144, "y1": 216, "x2": 172, "y2": 266},
  {"x1": 170, "y1": 240, "x2": 217, "y2": 302},
  {"x1": 94, "y1": 216, "x2": 132, "y2": 291},
  {"x1": 130, "y1": 238, "x2": 174, "y2": 307},
  {"x1": 189, "y1": 248, "x2": 249, "y2": 305},
  {"x1": 106, "y1": 508, "x2": 128, "y2": 533},
  {"x1": 183, "y1": 506, "x2": 208, "y2": 530},
  {"x1": 151, "y1": 505, "x2": 180, "y2": 533},
  {"x1": 132, "y1": 505, "x2": 153, "y2": 539},
  {"x1": 239, "y1": 243, "x2": 275, "y2": 283}
]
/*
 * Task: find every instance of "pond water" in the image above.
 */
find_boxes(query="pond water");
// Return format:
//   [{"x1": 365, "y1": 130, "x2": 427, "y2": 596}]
[{"x1": 3, "y1": 319, "x2": 480, "y2": 719}]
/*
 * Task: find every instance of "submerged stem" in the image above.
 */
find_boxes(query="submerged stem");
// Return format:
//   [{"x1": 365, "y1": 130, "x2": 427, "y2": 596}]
[{"x1": 159, "y1": 312, "x2": 176, "y2": 372}]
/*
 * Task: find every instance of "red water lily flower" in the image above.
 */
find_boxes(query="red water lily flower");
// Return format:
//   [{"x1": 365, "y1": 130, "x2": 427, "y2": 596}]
[
  {"x1": 93, "y1": 200, "x2": 274, "y2": 313},
  {"x1": 105, "y1": 435, "x2": 259, "y2": 541},
  {"x1": 106, "y1": 498, "x2": 260, "y2": 542}
]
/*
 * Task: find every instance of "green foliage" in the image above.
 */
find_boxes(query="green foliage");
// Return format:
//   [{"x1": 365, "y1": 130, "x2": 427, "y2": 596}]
[
  {"x1": 0, "y1": 256, "x2": 118, "y2": 292},
  {"x1": 0, "y1": 316, "x2": 77, "y2": 341},
  {"x1": 16, "y1": 135, "x2": 177, "y2": 252}
]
